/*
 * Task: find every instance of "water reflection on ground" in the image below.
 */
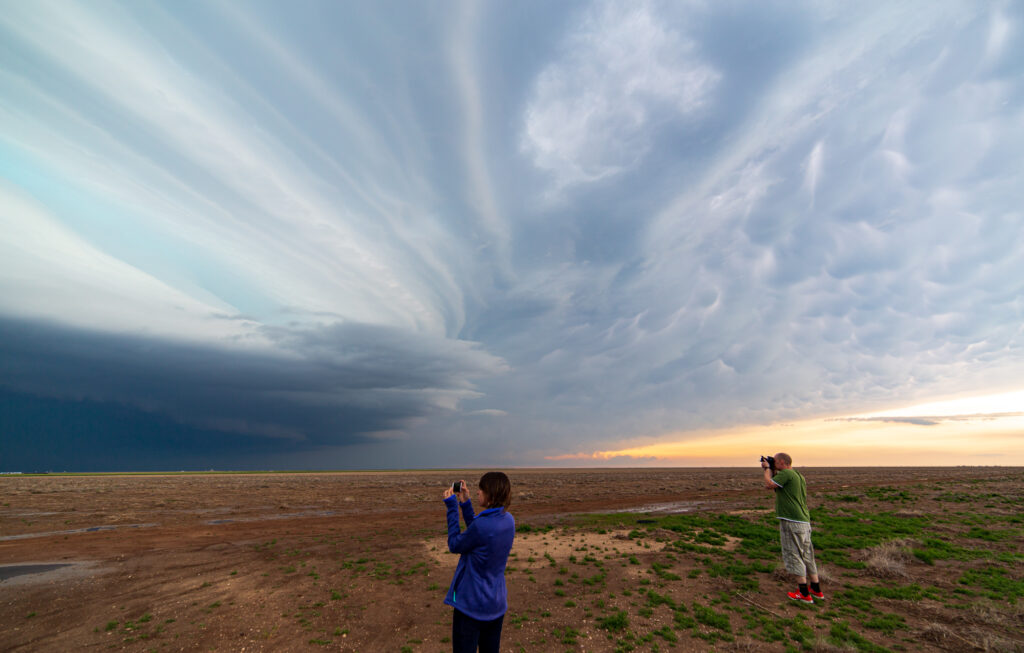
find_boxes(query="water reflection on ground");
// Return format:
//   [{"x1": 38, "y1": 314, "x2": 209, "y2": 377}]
[
  {"x1": 0, "y1": 523, "x2": 158, "y2": 542},
  {"x1": 0, "y1": 563, "x2": 72, "y2": 581},
  {"x1": 607, "y1": 500, "x2": 707, "y2": 514}
]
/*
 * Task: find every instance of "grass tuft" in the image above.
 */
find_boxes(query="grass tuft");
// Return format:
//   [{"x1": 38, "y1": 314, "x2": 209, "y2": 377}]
[
  {"x1": 863, "y1": 539, "x2": 916, "y2": 578},
  {"x1": 597, "y1": 610, "x2": 629, "y2": 632}
]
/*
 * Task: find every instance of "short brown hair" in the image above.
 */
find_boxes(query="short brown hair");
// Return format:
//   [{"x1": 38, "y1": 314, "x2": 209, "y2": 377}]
[
  {"x1": 478, "y1": 471, "x2": 511, "y2": 511},
  {"x1": 775, "y1": 452, "x2": 792, "y2": 466}
]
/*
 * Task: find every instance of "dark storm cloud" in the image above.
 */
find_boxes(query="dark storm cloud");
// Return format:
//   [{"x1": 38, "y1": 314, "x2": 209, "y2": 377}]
[{"x1": 0, "y1": 317, "x2": 505, "y2": 469}]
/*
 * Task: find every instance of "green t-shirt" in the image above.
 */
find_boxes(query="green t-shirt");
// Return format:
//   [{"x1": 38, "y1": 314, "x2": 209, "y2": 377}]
[{"x1": 772, "y1": 468, "x2": 810, "y2": 523}]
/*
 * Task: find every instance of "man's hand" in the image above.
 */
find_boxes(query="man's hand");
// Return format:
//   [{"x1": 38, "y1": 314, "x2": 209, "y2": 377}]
[{"x1": 763, "y1": 466, "x2": 777, "y2": 490}]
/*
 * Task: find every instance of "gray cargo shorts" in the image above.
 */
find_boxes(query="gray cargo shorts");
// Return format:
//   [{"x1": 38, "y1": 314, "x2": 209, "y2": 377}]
[{"x1": 779, "y1": 519, "x2": 817, "y2": 576}]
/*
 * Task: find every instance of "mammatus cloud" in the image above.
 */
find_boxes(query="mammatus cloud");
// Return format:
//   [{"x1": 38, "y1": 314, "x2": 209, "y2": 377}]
[
  {"x1": 521, "y1": 0, "x2": 719, "y2": 188},
  {"x1": 514, "y1": 2, "x2": 1024, "y2": 449}
]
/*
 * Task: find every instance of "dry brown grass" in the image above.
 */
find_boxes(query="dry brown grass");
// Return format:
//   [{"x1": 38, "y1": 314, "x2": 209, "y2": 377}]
[
  {"x1": 809, "y1": 636, "x2": 858, "y2": 652},
  {"x1": 971, "y1": 629, "x2": 1024, "y2": 653},
  {"x1": 920, "y1": 622, "x2": 1024, "y2": 653},
  {"x1": 862, "y1": 538, "x2": 919, "y2": 578},
  {"x1": 969, "y1": 601, "x2": 1024, "y2": 629},
  {"x1": 817, "y1": 563, "x2": 831, "y2": 582},
  {"x1": 920, "y1": 622, "x2": 956, "y2": 646},
  {"x1": 771, "y1": 562, "x2": 830, "y2": 583},
  {"x1": 725, "y1": 637, "x2": 763, "y2": 652},
  {"x1": 894, "y1": 508, "x2": 925, "y2": 518}
]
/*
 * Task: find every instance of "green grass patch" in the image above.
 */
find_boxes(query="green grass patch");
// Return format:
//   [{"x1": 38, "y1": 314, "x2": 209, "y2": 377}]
[
  {"x1": 958, "y1": 565, "x2": 1024, "y2": 602},
  {"x1": 828, "y1": 620, "x2": 891, "y2": 653},
  {"x1": 650, "y1": 562, "x2": 680, "y2": 581},
  {"x1": 812, "y1": 509, "x2": 928, "y2": 567},
  {"x1": 515, "y1": 524, "x2": 553, "y2": 534},
  {"x1": 863, "y1": 487, "x2": 916, "y2": 503},
  {"x1": 651, "y1": 625, "x2": 677, "y2": 643},
  {"x1": 701, "y1": 557, "x2": 772, "y2": 591},
  {"x1": 814, "y1": 510, "x2": 927, "y2": 549},
  {"x1": 597, "y1": 610, "x2": 629, "y2": 632},
  {"x1": 742, "y1": 611, "x2": 815, "y2": 648},
  {"x1": 694, "y1": 529, "x2": 727, "y2": 545},
  {"x1": 966, "y1": 527, "x2": 1016, "y2": 542},
  {"x1": 827, "y1": 494, "x2": 862, "y2": 503},
  {"x1": 554, "y1": 626, "x2": 580, "y2": 645},
  {"x1": 862, "y1": 613, "x2": 906, "y2": 635},
  {"x1": 691, "y1": 602, "x2": 731, "y2": 632},
  {"x1": 673, "y1": 610, "x2": 696, "y2": 629},
  {"x1": 833, "y1": 583, "x2": 940, "y2": 617},
  {"x1": 645, "y1": 589, "x2": 675, "y2": 609},
  {"x1": 911, "y1": 537, "x2": 988, "y2": 565}
]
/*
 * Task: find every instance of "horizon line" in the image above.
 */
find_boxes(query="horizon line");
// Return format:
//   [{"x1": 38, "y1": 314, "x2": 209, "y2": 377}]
[{"x1": 3, "y1": 464, "x2": 1021, "y2": 477}]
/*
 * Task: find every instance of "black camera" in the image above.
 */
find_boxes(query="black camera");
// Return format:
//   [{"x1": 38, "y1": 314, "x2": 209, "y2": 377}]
[
  {"x1": 452, "y1": 481, "x2": 462, "y2": 493},
  {"x1": 760, "y1": 455, "x2": 775, "y2": 471}
]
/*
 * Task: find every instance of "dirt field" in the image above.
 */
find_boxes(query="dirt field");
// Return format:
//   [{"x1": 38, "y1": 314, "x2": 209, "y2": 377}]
[{"x1": 2, "y1": 467, "x2": 1022, "y2": 652}]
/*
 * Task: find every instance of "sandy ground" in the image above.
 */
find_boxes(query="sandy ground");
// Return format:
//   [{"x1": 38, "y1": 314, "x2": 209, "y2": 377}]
[{"x1": 1, "y1": 467, "x2": 1021, "y2": 652}]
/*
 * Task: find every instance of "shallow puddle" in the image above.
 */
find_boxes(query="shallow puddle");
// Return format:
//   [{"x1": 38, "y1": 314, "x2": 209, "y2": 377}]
[
  {"x1": 607, "y1": 500, "x2": 705, "y2": 514},
  {"x1": 0, "y1": 563, "x2": 72, "y2": 581},
  {"x1": 0, "y1": 523, "x2": 158, "y2": 541},
  {"x1": 205, "y1": 509, "x2": 336, "y2": 525}
]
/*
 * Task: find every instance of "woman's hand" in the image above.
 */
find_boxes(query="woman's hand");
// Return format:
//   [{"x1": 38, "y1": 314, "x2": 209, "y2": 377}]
[
  {"x1": 457, "y1": 480, "x2": 470, "y2": 503},
  {"x1": 443, "y1": 486, "x2": 454, "y2": 499}
]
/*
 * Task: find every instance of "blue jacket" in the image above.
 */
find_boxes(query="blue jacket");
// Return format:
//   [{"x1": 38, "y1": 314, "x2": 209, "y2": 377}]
[{"x1": 443, "y1": 495, "x2": 515, "y2": 621}]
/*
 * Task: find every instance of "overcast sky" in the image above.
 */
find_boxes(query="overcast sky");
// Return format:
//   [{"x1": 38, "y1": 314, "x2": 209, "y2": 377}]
[{"x1": 2, "y1": 1, "x2": 1022, "y2": 471}]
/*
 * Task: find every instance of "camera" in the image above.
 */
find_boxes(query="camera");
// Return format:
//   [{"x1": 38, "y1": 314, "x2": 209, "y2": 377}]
[
  {"x1": 452, "y1": 481, "x2": 462, "y2": 493},
  {"x1": 760, "y1": 455, "x2": 775, "y2": 471}
]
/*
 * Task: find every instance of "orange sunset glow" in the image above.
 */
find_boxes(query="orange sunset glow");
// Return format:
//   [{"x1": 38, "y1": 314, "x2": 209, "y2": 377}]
[{"x1": 547, "y1": 389, "x2": 1024, "y2": 466}]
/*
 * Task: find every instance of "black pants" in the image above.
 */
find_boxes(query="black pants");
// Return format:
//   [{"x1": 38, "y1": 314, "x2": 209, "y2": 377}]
[{"x1": 452, "y1": 609, "x2": 504, "y2": 653}]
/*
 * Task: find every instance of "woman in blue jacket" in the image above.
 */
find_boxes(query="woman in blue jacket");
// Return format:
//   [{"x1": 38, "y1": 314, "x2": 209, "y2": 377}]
[{"x1": 442, "y1": 471, "x2": 515, "y2": 653}]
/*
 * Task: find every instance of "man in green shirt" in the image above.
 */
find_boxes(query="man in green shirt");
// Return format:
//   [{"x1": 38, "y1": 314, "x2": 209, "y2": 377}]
[{"x1": 763, "y1": 452, "x2": 824, "y2": 603}]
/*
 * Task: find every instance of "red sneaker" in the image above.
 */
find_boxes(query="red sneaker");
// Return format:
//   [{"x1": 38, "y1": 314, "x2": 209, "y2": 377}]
[
  {"x1": 809, "y1": 589, "x2": 825, "y2": 601},
  {"x1": 788, "y1": 591, "x2": 813, "y2": 604}
]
